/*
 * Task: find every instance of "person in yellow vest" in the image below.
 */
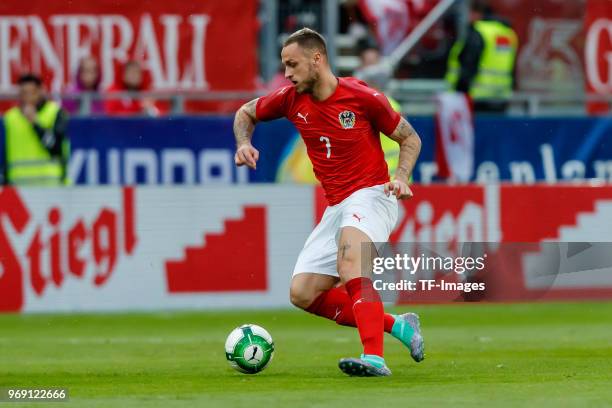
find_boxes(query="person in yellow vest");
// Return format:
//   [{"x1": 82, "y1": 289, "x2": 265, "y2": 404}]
[
  {"x1": 2, "y1": 74, "x2": 70, "y2": 186},
  {"x1": 445, "y1": 0, "x2": 518, "y2": 113}
]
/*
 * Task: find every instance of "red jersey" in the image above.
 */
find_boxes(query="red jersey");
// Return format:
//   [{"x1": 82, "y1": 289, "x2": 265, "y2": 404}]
[
  {"x1": 104, "y1": 84, "x2": 144, "y2": 115},
  {"x1": 256, "y1": 77, "x2": 401, "y2": 205}
]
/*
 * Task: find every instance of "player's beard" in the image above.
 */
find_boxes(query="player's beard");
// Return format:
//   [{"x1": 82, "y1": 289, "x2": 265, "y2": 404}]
[{"x1": 298, "y1": 66, "x2": 318, "y2": 94}]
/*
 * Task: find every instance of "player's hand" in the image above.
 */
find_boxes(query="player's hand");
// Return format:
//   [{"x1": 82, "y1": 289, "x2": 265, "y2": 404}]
[
  {"x1": 384, "y1": 179, "x2": 413, "y2": 200},
  {"x1": 235, "y1": 143, "x2": 259, "y2": 170}
]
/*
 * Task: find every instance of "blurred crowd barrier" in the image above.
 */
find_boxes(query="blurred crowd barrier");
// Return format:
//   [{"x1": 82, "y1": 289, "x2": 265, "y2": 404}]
[{"x1": 1, "y1": 184, "x2": 611, "y2": 313}]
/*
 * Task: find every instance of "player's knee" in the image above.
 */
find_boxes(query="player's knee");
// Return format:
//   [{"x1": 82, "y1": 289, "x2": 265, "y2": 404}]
[
  {"x1": 289, "y1": 284, "x2": 314, "y2": 310},
  {"x1": 337, "y1": 259, "x2": 360, "y2": 282}
]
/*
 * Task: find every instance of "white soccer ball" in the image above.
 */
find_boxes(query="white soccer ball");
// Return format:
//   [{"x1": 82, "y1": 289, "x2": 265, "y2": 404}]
[{"x1": 225, "y1": 324, "x2": 274, "y2": 374}]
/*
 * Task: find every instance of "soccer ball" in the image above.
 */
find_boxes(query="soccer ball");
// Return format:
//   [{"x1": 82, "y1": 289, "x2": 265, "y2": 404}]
[{"x1": 225, "y1": 324, "x2": 274, "y2": 374}]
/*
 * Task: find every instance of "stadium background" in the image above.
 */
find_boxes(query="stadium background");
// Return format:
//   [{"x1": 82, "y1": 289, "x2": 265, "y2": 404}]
[{"x1": 0, "y1": 0, "x2": 611, "y2": 406}]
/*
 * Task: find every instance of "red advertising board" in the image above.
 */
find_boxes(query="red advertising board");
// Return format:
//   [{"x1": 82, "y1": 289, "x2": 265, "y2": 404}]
[
  {"x1": 584, "y1": 0, "x2": 612, "y2": 114},
  {"x1": 2, "y1": 185, "x2": 612, "y2": 313},
  {"x1": 490, "y1": 0, "x2": 586, "y2": 95},
  {"x1": 0, "y1": 186, "x2": 312, "y2": 313},
  {"x1": 318, "y1": 184, "x2": 612, "y2": 304},
  {"x1": 0, "y1": 0, "x2": 259, "y2": 94}
]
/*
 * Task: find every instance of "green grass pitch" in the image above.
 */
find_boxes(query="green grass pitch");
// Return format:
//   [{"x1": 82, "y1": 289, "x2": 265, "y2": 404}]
[{"x1": 1, "y1": 302, "x2": 611, "y2": 407}]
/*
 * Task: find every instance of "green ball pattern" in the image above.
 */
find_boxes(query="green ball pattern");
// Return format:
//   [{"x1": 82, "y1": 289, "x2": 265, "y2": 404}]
[{"x1": 226, "y1": 326, "x2": 274, "y2": 374}]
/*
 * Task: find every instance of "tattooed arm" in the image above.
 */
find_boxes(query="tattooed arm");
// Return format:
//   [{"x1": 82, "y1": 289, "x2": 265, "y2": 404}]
[
  {"x1": 383, "y1": 117, "x2": 422, "y2": 199},
  {"x1": 233, "y1": 98, "x2": 260, "y2": 170}
]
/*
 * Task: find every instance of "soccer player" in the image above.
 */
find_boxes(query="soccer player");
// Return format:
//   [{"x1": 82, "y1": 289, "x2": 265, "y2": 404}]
[{"x1": 232, "y1": 28, "x2": 423, "y2": 377}]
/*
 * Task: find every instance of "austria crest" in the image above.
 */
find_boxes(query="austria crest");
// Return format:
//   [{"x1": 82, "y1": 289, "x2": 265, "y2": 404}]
[{"x1": 338, "y1": 111, "x2": 356, "y2": 129}]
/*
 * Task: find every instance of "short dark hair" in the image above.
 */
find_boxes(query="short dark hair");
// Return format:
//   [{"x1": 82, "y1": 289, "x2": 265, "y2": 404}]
[
  {"x1": 17, "y1": 73, "x2": 43, "y2": 87},
  {"x1": 283, "y1": 28, "x2": 327, "y2": 55},
  {"x1": 357, "y1": 37, "x2": 380, "y2": 55}
]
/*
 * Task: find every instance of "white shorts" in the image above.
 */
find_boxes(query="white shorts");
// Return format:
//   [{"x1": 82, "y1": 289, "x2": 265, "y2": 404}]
[{"x1": 293, "y1": 184, "x2": 399, "y2": 277}]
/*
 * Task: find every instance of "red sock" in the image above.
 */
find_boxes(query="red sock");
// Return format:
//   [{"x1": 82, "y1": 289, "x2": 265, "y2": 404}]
[
  {"x1": 306, "y1": 286, "x2": 395, "y2": 333},
  {"x1": 344, "y1": 277, "x2": 384, "y2": 357}
]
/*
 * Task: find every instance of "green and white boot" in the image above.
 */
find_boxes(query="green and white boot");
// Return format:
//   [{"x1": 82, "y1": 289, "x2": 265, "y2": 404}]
[
  {"x1": 338, "y1": 354, "x2": 392, "y2": 377},
  {"x1": 391, "y1": 313, "x2": 425, "y2": 362}
]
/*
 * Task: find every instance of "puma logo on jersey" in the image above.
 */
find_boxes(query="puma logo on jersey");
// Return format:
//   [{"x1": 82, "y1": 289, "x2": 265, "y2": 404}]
[
  {"x1": 373, "y1": 92, "x2": 381, "y2": 96},
  {"x1": 297, "y1": 112, "x2": 309, "y2": 123},
  {"x1": 352, "y1": 213, "x2": 365, "y2": 222}
]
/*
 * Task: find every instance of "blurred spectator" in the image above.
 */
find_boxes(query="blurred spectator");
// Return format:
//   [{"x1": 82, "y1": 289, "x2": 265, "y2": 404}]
[
  {"x1": 357, "y1": 0, "x2": 451, "y2": 79},
  {"x1": 62, "y1": 56, "x2": 105, "y2": 115},
  {"x1": 104, "y1": 60, "x2": 159, "y2": 116},
  {"x1": 2, "y1": 74, "x2": 69, "y2": 186},
  {"x1": 357, "y1": 39, "x2": 382, "y2": 68},
  {"x1": 340, "y1": 0, "x2": 369, "y2": 40},
  {"x1": 353, "y1": 39, "x2": 391, "y2": 91},
  {"x1": 359, "y1": 0, "x2": 411, "y2": 56},
  {"x1": 445, "y1": 0, "x2": 518, "y2": 113},
  {"x1": 357, "y1": 0, "x2": 438, "y2": 54},
  {"x1": 402, "y1": 0, "x2": 457, "y2": 79}
]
